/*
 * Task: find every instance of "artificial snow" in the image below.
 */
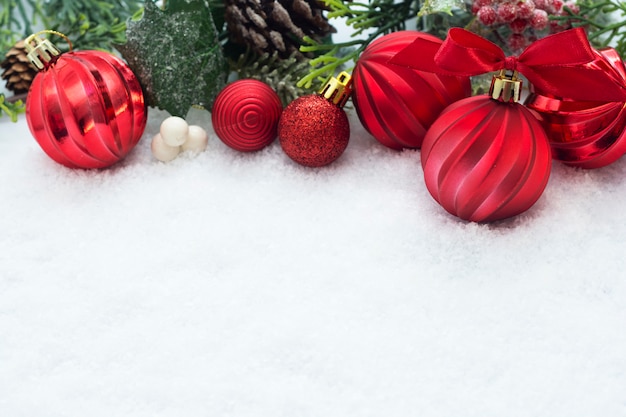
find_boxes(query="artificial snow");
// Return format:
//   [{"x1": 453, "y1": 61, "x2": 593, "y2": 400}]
[{"x1": 1, "y1": 105, "x2": 626, "y2": 417}]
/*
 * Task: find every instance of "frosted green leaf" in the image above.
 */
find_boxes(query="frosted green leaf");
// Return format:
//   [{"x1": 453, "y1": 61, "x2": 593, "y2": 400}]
[
  {"x1": 116, "y1": 0, "x2": 227, "y2": 117},
  {"x1": 418, "y1": 0, "x2": 466, "y2": 16}
]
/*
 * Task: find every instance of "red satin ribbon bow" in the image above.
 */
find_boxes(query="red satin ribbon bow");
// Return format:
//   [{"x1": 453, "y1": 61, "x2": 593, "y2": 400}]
[{"x1": 390, "y1": 27, "x2": 626, "y2": 102}]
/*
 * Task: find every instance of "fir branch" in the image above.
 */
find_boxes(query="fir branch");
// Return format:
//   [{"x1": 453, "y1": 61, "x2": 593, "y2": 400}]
[
  {"x1": 0, "y1": 93, "x2": 25, "y2": 123},
  {"x1": 298, "y1": 0, "x2": 422, "y2": 89},
  {"x1": 2, "y1": 0, "x2": 23, "y2": 55},
  {"x1": 1, "y1": 0, "x2": 141, "y2": 120},
  {"x1": 554, "y1": 0, "x2": 626, "y2": 57},
  {"x1": 42, "y1": 0, "x2": 143, "y2": 51},
  {"x1": 0, "y1": 0, "x2": 142, "y2": 55},
  {"x1": 1, "y1": 0, "x2": 46, "y2": 55}
]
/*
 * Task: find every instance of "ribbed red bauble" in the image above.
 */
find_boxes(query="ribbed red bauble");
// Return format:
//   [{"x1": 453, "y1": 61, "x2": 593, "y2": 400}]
[
  {"x1": 525, "y1": 47, "x2": 626, "y2": 169},
  {"x1": 278, "y1": 72, "x2": 351, "y2": 167},
  {"x1": 212, "y1": 79, "x2": 283, "y2": 152},
  {"x1": 421, "y1": 71, "x2": 552, "y2": 222},
  {"x1": 25, "y1": 33, "x2": 147, "y2": 169},
  {"x1": 352, "y1": 31, "x2": 471, "y2": 150}
]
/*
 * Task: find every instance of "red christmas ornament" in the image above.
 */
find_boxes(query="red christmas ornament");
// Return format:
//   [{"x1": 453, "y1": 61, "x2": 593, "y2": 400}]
[
  {"x1": 525, "y1": 47, "x2": 626, "y2": 169},
  {"x1": 212, "y1": 79, "x2": 283, "y2": 152},
  {"x1": 352, "y1": 31, "x2": 471, "y2": 150},
  {"x1": 24, "y1": 33, "x2": 147, "y2": 169},
  {"x1": 421, "y1": 72, "x2": 552, "y2": 222},
  {"x1": 390, "y1": 27, "x2": 626, "y2": 222},
  {"x1": 278, "y1": 72, "x2": 351, "y2": 167}
]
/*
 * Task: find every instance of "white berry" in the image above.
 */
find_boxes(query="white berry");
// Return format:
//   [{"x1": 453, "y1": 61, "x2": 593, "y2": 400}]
[
  {"x1": 151, "y1": 133, "x2": 181, "y2": 162},
  {"x1": 182, "y1": 125, "x2": 208, "y2": 152},
  {"x1": 160, "y1": 116, "x2": 189, "y2": 147}
]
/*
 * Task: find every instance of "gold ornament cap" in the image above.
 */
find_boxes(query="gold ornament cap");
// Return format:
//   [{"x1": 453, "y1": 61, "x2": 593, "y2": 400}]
[
  {"x1": 490, "y1": 69, "x2": 522, "y2": 103},
  {"x1": 24, "y1": 31, "x2": 68, "y2": 70},
  {"x1": 319, "y1": 71, "x2": 353, "y2": 108}
]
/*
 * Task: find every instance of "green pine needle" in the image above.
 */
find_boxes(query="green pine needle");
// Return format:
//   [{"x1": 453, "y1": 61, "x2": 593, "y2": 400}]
[
  {"x1": 554, "y1": 0, "x2": 626, "y2": 58},
  {"x1": 297, "y1": 0, "x2": 423, "y2": 90},
  {"x1": 1, "y1": 0, "x2": 142, "y2": 56},
  {"x1": 232, "y1": 50, "x2": 314, "y2": 106},
  {"x1": 1, "y1": 0, "x2": 143, "y2": 120},
  {"x1": 0, "y1": 94, "x2": 25, "y2": 123}
]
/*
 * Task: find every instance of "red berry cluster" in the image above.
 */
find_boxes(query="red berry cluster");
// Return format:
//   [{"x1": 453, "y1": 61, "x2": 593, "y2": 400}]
[{"x1": 471, "y1": 0, "x2": 580, "y2": 52}]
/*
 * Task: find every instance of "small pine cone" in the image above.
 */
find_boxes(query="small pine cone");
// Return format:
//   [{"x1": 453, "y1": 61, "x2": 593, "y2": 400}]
[
  {"x1": 1, "y1": 41, "x2": 37, "y2": 94},
  {"x1": 225, "y1": 0, "x2": 336, "y2": 58}
]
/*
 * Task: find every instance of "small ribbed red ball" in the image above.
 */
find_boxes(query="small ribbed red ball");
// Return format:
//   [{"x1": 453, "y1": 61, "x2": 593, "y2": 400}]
[
  {"x1": 278, "y1": 95, "x2": 350, "y2": 167},
  {"x1": 212, "y1": 79, "x2": 283, "y2": 152}
]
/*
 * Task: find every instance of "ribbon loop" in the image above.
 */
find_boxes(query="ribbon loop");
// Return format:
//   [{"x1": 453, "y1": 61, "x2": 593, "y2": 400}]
[{"x1": 389, "y1": 27, "x2": 626, "y2": 102}]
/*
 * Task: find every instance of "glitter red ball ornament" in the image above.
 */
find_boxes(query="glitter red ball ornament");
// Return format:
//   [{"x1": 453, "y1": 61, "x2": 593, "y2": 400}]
[
  {"x1": 525, "y1": 47, "x2": 626, "y2": 169},
  {"x1": 24, "y1": 33, "x2": 147, "y2": 169},
  {"x1": 352, "y1": 31, "x2": 471, "y2": 150},
  {"x1": 421, "y1": 72, "x2": 552, "y2": 222},
  {"x1": 278, "y1": 72, "x2": 351, "y2": 167},
  {"x1": 212, "y1": 79, "x2": 283, "y2": 152}
]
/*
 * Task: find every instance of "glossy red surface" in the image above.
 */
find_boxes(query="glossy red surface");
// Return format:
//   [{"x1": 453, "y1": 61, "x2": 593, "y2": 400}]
[
  {"x1": 525, "y1": 48, "x2": 626, "y2": 169},
  {"x1": 352, "y1": 31, "x2": 471, "y2": 150},
  {"x1": 421, "y1": 95, "x2": 552, "y2": 222},
  {"x1": 26, "y1": 50, "x2": 147, "y2": 169},
  {"x1": 212, "y1": 79, "x2": 283, "y2": 152}
]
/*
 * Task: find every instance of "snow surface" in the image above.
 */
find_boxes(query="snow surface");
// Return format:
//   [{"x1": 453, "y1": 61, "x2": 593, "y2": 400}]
[{"x1": 2, "y1": 103, "x2": 626, "y2": 417}]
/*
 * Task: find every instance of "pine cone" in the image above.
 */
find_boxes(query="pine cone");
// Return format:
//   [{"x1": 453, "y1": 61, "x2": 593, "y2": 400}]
[
  {"x1": 225, "y1": 0, "x2": 336, "y2": 58},
  {"x1": 1, "y1": 41, "x2": 37, "y2": 95}
]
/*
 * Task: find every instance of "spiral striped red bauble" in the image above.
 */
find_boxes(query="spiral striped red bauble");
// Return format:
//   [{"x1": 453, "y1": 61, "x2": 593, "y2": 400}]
[
  {"x1": 26, "y1": 50, "x2": 147, "y2": 169},
  {"x1": 352, "y1": 31, "x2": 471, "y2": 150},
  {"x1": 212, "y1": 79, "x2": 283, "y2": 152},
  {"x1": 421, "y1": 96, "x2": 552, "y2": 222},
  {"x1": 525, "y1": 47, "x2": 626, "y2": 169}
]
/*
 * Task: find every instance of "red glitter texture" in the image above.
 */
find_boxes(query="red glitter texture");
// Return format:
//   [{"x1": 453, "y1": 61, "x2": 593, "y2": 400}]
[{"x1": 278, "y1": 95, "x2": 350, "y2": 167}]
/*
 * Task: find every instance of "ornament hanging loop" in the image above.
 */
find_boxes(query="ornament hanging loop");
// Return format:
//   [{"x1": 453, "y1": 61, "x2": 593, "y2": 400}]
[
  {"x1": 24, "y1": 30, "x2": 72, "y2": 70},
  {"x1": 490, "y1": 69, "x2": 522, "y2": 103},
  {"x1": 319, "y1": 71, "x2": 353, "y2": 108}
]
